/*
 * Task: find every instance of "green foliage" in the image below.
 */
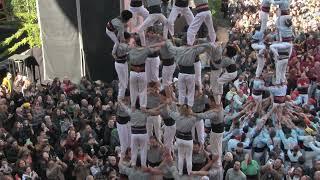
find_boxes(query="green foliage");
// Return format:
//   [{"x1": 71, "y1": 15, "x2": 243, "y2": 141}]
[
  {"x1": 209, "y1": 0, "x2": 222, "y2": 17},
  {"x1": 1, "y1": 0, "x2": 41, "y2": 57}
]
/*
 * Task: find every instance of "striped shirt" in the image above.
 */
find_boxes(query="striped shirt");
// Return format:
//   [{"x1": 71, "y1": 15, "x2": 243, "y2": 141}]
[
  {"x1": 128, "y1": 47, "x2": 153, "y2": 65},
  {"x1": 116, "y1": 103, "x2": 129, "y2": 117},
  {"x1": 193, "y1": 0, "x2": 208, "y2": 5},
  {"x1": 207, "y1": 45, "x2": 223, "y2": 64},
  {"x1": 166, "y1": 40, "x2": 212, "y2": 66},
  {"x1": 147, "y1": 93, "x2": 160, "y2": 109},
  {"x1": 145, "y1": 0, "x2": 161, "y2": 7},
  {"x1": 168, "y1": 108, "x2": 199, "y2": 133},
  {"x1": 110, "y1": 17, "x2": 125, "y2": 42},
  {"x1": 192, "y1": 95, "x2": 208, "y2": 113},
  {"x1": 160, "y1": 41, "x2": 175, "y2": 60},
  {"x1": 277, "y1": 16, "x2": 294, "y2": 39},
  {"x1": 123, "y1": 107, "x2": 148, "y2": 127},
  {"x1": 261, "y1": 0, "x2": 271, "y2": 7},
  {"x1": 113, "y1": 43, "x2": 131, "y2": 58},
  {"x1": 252, "y1": 79, "x2": 265, "y2": 90},
  {"x1": 261, "y1": 85, "x2": 287, "y2": 97},
  {"x1": 274, "y1": 0, "x2": 290, "y2": 11},
  {"x1": 214, "y1": 56, "x2": 236, "y2": 69},
  {"x1": 195, "y1": 108, "x2": 224, "y2": 124}
]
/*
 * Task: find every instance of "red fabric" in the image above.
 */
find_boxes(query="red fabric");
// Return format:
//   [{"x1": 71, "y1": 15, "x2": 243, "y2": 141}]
[
  {"x1": 297, "y1": 77, "x2": 310, "y2": 87},
  {"x1": 300, "y1": 61, "x2": 313, "y2": 70},
  {"x1": 306, "y1": 39, "x2": 319, "y2": 50},
  {"x1": 62, "y1": 83, "x2": 74, "y2": 94},
  {"x1": 290, "y1": 90, "x2": 299, "y2": 100}
]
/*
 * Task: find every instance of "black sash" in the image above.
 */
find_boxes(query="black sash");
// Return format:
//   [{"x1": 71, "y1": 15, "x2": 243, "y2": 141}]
[
  {"x1": 176, "y1": 131, "x2": 192, "y2": 140},
  {"x1": 131, "y1": 126, "x2": 147, "y2": 134},
  {"x1": 131, "y1": 64, "x2": 145, "y2": 72},
  {"x1": 117, "y1": 116, "x2": 130, "y2": 124},
  {"x1": 252, "y1": 89, "x2": 263, "y2": 96},
  {"x1": 175, "y1": 0, "x2": 188, "y2": 7},
  {"x1": 130, "y1": 0, "x2": 142, "y2": 7},
  {"x1": 148, "y1": 5, "x2": 162, "y2": 14},
  {"x1": 226, "y1": 64, "x2": 237, "y2": 73},
  {"x1": 163, "y1": 118, "x2": 175, "y2": 126},
  {"x1": 211, "y1": 123, "x2": 224, "y2": 133},
  {"x1": 106, "y1": 21, "x2": 115, "y2": 32},
  {"x1": 179, "y1": 65, "x2": 195, "y2": 74},
  {"x1": 148, "y1": 51, "x2": 160, "y2": 58},
  {"x1": 162, "y1": 58, "x2": 175, "y2": 66}
]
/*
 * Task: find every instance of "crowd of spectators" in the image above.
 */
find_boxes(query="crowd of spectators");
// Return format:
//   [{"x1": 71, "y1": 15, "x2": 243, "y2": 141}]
[
  {"x1": 0, "y1": 0, "x2": 319, "y2": 180},
  {"x1": 224, "y1": 0, "x2": 320, "y2": 34}
]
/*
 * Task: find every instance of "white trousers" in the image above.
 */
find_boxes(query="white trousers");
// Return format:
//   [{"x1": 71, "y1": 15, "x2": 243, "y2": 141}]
[
  {"x1": 178, "y1": 73, "x2": 195, "y2": 107},
  {"x1": 145, "y1": 57, "x2": 160, "y2": 83},
  {"x1": 131, "y1": 133, "x2": 148, "y2": 166},
  {"x1": 252, "y1": 94, "x2": 263, "y2": 102},
  {"x1": 138, "y1": 13, "x2": 169, "y2": 40},
  {"x1": 129, "y1": 6, "x2": 149, "y2": 19},
  {"x1": 272, "y1": 102, "x2": 285, "y2": 108},
  {"x1": 192, "y1": 120, "x2": 205, "y2": 144},
  {"x1": 163, "y1": 124, "x2": 176, "y2": 153},
  {"x1": 130, "y1": 71, "x2": 147, "y2": 108},
  {"x1": 162, "y1": 63, "x2": 176, "y2": 87},
  {"x1": 176, "y1": 138, "x2": 193, "y2": 175},
  {"x1": 210, "y1": 69, "x2": 223, "y2": 91},
  {"x1": 129, "y1": 6, "x2": 149, "y2": 46},
  {"x1": 166, "y1": 5, "x2": 194, "y2": 36},
  {"x1": 146, "y1": 115, "x2": 162, "y2": 140},
  {"x1": 210, "y1": 69, "x2": 223, "y2": 104},
  {"x1": 305, "y1": 151, "x2": 316, "y2": 168},
  {"x1": 117, "y1": 122, "x2": 131, "y2": 155},
  {"x1": 256, "y1": 55, "x2": 265, "y2": 78},
  {"x1": 259, "y1": 11, "x2": 269, "y2": 33},
  {"x1": 106, "y1": 28, "x2": 118, "y2": 55},
  {"x1": 194, "y1": 61, "x2": 202, "y2": 89},
  {"x1": 210, "y1": 132, "x2": 223, "y2": 167},
  {"x1": 218, "y1": 71, "x2": 238, "y2": 84},
  {"x1": 115, "y1": 62, "x2": 128, "y2": 99},
  {"x1": 275, "y1": 59, "x2": 288, "y2": 84},
  {"x1": 106, "y1": 28, "x2": 119, "y2": 44},
  {"x1": 187, "y1": 10, "x2": 216, "y2": 45}
]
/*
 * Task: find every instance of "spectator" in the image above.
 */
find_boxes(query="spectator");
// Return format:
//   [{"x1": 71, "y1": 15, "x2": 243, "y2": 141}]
[{"x1": 225, "y1": 161, "x2": 246, "y2": 180}]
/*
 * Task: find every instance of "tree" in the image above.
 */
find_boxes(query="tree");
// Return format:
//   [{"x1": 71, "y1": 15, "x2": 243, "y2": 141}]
[
  {"x1": 209, "y1": 0, "x2": 221, "y2": 17},
  {"x1": 0, "y1": 0, "x2": 41, "y2": 57}
]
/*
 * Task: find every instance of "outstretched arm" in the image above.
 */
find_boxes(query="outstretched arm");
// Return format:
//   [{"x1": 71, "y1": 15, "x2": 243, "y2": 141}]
[
  {"x1": 145, "y1": 104, "x2": 165, "y2": 116},
  {"x1": 148, "y1": 41, "x2": 165, "y2": 48},
  {"x1": 194, "y1": 43, "x2": 214, "y2": 55}
]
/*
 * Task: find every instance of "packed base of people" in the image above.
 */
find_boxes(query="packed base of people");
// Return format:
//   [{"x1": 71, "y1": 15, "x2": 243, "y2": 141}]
[{"x1": 0, "y1": 0, "x2": 319, "y2": 179}]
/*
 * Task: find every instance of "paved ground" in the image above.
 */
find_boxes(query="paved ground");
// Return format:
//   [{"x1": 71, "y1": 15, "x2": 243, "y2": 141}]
[{"x1": 213, "y1": 11, "x2": 231, "y2": 43}]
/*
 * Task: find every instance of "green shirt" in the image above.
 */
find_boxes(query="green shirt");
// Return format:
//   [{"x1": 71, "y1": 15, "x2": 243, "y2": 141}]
[{"x1": 241, "y1": 160, "x2": 260, "y2": 176}]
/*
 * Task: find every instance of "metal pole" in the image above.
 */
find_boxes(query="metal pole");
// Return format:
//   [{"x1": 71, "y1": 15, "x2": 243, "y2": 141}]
[
  {"x1": 76, "y1": 0, "x2": 86, "y2": 78},
  {"x1": 35, "y1": 0, "x2": 47, "y2": 80}
]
